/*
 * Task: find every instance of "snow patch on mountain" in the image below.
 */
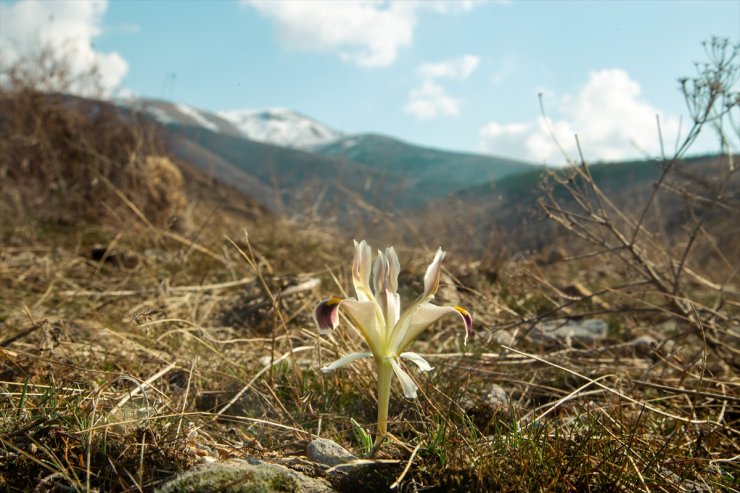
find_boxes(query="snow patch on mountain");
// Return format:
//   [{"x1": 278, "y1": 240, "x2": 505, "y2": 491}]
[
  {"x1": 217, "y1": 108, "x2": 342, "y2": 149},
  {"x1": 144, "y1": 105, "x2": 177, "y2": 126},
  {"x1": 118, "y1": 98, "x2": 342, "y2": 149},
  {"x1": 175, "y1": 103, "x2": 220, "y2": 133},
  {"x1": 340, "y1": 137, "x2": 359, "y2": 149}
]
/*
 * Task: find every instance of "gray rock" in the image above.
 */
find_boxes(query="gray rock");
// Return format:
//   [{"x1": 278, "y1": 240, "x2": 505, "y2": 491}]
[
  {"x1": 156, "y1": 458, "x2": 334, "y2": 493},
  {"x1": 629, "y1": 334, "x2": 657, "y2": 347},
  {"x1": 629, "y1": 334, "x2": 657, "y2": 349},
  {"x1": 530, "y1": 318, "x2": 608, "y2": 345},
  {"x1": 493, "y1": 330, "x2": 515, "y2": 346},
  {"x1": 306, "y1": 438, "x2": 357, "y2": 467},
  {"x1": 486, "y1": 384, "x2": 509, "y2": 407}
]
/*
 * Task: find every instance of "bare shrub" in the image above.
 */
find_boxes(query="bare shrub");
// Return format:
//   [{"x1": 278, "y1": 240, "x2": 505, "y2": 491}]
[
  {"x1": 0, "y1": 46, "x2": 186, "y2": 229},
  {"x1": 538, "y1": 37, "x2": 739, "y2": 361}
]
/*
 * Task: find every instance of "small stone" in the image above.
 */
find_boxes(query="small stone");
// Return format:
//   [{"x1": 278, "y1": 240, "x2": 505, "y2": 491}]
[
  {"x1": 306, "y1": 438, "x2": 357, "y2": 467},
  {"x1": 156, "y1": 458, "x2": 334, "y2": 493},
  {"x1": 493, "y1": 331, "x2": 514, "y2": 346},
  {"x1": 628, "y1": 335, "x2": 658, "y2": 355},
  {"x1": 530, "y1": 318, "x2": 608, "y2": 345},
  {"x1": 486, "y1": 384, "x2": 509, "y2": 407},
  {"x1": 630, "y1": 334, "x2": 657, "y2": 346}
]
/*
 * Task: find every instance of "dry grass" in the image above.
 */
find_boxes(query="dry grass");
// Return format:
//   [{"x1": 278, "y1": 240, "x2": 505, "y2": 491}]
[
  {"x1": 0, "y1": 40, "x2": 738, "y2": 492},
  {"x1": 1, "y1": 215, "x2": 737, "y2": 491},
  {"x1": 0, "y1": 46, "x2": 186, "y2": 230}
]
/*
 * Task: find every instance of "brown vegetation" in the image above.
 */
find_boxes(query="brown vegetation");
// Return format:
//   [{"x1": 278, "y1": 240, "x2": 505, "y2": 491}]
[
  {"x1": 0, "y1": 40, "x2": 737, "y2": 492},
  {"x1": 0, "y1": 47, "x2": 187, "y2": 230}
]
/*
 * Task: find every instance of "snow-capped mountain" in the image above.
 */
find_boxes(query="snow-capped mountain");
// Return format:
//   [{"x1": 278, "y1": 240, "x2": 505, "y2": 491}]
[
  {"x1": 217, "y1": 108, "x2": 342, "y2": 149},
  {"x1": 118, "y1": 98, "x2": 342, "y2": 150}
]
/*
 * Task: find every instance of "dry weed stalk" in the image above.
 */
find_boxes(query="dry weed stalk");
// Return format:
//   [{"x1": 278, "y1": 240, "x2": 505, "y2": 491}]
[{"x1": 539, "y1": 38, "x2": 739, "y2": 364}]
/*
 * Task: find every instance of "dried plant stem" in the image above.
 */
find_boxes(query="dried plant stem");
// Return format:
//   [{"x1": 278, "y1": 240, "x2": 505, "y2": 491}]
[{"x1": 503, "y1": 345, "x2": 716, "y2": 426}]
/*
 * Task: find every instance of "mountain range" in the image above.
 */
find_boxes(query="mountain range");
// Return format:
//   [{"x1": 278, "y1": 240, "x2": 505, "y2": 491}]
[
  {"x1": 115, "y1": 97, "x2": 733, "y2": 258},
  {"x1": 119, "y1": 97, "x2": 538, "y2": 212}
]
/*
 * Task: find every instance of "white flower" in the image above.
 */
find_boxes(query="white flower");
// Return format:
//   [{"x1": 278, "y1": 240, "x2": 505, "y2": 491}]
[{"x1": 314, "y1": 240, "x2": 472, "y2": 443}]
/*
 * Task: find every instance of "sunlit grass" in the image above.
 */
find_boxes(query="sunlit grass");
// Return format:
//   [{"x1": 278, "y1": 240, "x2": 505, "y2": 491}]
[{"x1": 2, "y1": 213, "x2": 736, "y2": 491}]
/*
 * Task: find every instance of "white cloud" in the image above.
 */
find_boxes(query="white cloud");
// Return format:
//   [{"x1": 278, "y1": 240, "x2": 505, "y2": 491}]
[
  {"x1": 426, "y1": 0, "x2": 482, "y2": 13},
  {"x1": 480, "y1": 69, "x2": 680, "y2": 164},
  {"x1": 405, "y1": 54, "x2": 480, "y2": 120},
  {"x1": 243, "y1": 1, "x2": 482, "y2": 68},
  {"x1": 0, "y1": 0, "x2": 127, "y2": 95},
  {"x1": 244, "y1": 0, "x2": 415, "y2": 67},
  {"x1": 418, "y1": 54, "x2": 479, "y2": 80},
  {"x1": 405, "y1": 80, "x2": 461, "y2": 120}
]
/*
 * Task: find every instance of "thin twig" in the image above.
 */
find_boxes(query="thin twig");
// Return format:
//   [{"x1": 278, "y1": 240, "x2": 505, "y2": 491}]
[
  {"x1": 502, "y1": 345, "x2": 715, "y2": 425},
  {"x1": 390, "y1": 443, "x2": 422, "y2": 489}
]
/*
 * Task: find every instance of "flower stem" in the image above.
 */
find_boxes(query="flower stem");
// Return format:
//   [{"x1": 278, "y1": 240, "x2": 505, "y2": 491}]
[{"x1": 374, "y1": 358, "x2": 393, "y2": 448}]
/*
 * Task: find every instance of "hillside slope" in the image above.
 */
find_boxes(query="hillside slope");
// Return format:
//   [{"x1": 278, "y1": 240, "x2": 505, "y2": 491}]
[
  {"x1": 122, "y1": 99, "x2": 542, "y2": 210},
  {"x1": 421, "y1": 154, "x2": 739, "y2": 258},
  {"x1": 164, "y1": 125, "x2": 388, "y2": 215},
  {"x1": 313, "y1": 133, "x2": 538, "y2": 206}
]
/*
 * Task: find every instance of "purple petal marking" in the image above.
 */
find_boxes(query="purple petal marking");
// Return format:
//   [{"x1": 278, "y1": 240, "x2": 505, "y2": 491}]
[
  {"x1": 313, "y1": 297, "x2": 342, "y2": 331},
  {"x1": 454, "y1": 306, "x2": 473, "y2": 343}
]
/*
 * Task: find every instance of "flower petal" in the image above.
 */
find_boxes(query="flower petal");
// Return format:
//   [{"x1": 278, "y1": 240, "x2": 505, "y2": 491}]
[
  {"x1": 400, "y1": 352, "x2": 434, "y2": 372},
  {"x1": 390, "y1": 248, "x2": 448, "y2": 344},
  {"x1": 372, "y1": 247, "x2": 401, "y2": 330},
  {"x1": 314, "y1": 297, "x2": 384, "y2": 355},
  {"x1": 321, "y1": 352, "x2": 372, "y2": 373},
  {"x1": 353, "y1": 240, "x2": 374, "y2": 302},
  {"x1": 340, "y1": 299, "x2": 384, "y2": 356},
  {"x1": 375, "y1": 247, "x2": 400, "y2": 294},
  {"x1": 313, "y1": 297, "x2": 343, "y2": 332},
  {"x1": 394, "y1": 303, "x2": 473, "y2": 352},
  {"x1": 389, "y1": 358, "x2": 418, "y2": 399},
  {"x1": 454, "y1": 306, "x2": 473, "y2": 343},
  {"x1": 385, "y1": 291, "x2": 401, "y2": 330},
  {"x1": 422, "y1": 248, "x2": 446, "y2": 300}
]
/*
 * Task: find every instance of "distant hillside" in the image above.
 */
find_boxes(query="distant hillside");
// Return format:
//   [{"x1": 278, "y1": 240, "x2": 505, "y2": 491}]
[
  {"x1": 117, "y1": 100, "x2": 542, "y2": 211},
  {"x1": 421, "y1": 154, "x2": 738, "y2": 256},
  {"x1": 11, "y1": 92, "x2": 733, "y2": 264},
  {"x1": 313, "y1": 133, "x2": 538, "y2": 206},
  {"x1": 463, "y1": 156, "x2": 670, "y2": 203},
  {"x1": 139, "y1": 120, "x2": 542, "y2": 212},
  {"x1": 0, "y1": 91, "x2": 268, "y2": 231},
  {"x1": 163, "y1": 125, "x2": 387, "y2": 215}
]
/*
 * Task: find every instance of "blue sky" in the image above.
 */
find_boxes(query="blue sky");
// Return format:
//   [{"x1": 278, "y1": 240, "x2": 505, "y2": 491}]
[{"x1": 1, "y1": 0, "x2": 737, "y2": 164}]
